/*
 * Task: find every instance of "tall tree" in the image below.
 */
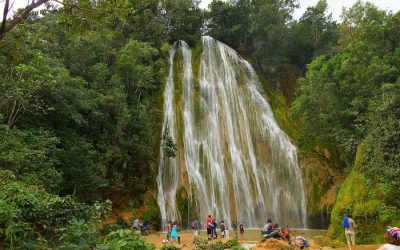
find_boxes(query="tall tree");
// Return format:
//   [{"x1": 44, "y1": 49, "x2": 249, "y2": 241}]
[{"x1": 288, "y1": 0, "x2": 338, "y2": 70}]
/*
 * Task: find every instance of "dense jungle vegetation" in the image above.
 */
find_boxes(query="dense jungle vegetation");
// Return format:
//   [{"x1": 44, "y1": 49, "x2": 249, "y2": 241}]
[{"x1": 0, "y1": 0, "x2": 399, "y2": 248}]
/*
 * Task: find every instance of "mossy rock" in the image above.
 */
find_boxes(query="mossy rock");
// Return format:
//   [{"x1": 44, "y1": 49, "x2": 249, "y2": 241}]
[{"x1": 330, "y1": 155, "x2": 400, "y2": 243}]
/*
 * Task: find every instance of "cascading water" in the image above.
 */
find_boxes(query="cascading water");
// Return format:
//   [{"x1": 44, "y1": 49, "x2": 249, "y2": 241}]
[{"x1": 157, "y1": 37, "x2": 307, "y2": 229}]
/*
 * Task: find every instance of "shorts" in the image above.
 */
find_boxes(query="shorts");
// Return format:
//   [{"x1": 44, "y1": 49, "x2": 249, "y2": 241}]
[
  {"x1": 207, "y1": 228, "x2": 212, "y2": 235},
  {"x1": 345, "y1": 233, "x2": 355, "y2": 244}
]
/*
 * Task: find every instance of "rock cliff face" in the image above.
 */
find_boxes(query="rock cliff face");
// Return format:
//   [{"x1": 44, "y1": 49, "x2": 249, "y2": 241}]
[
  {"x1": 300, "y1": 150, "x2": 344, "y2": 229},
  {"x1": 264, "y1": 64, "x2": 346, "y2": 229}
]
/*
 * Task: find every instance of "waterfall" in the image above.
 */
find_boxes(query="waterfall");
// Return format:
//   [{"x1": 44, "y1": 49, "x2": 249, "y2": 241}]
[{"x1": 157, "y1": 37, "x2": 307, "y2": 229}]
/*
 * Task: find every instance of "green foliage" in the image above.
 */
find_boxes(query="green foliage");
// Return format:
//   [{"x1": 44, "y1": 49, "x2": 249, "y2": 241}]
[
  {"x1": 0, "y1": 125, "x2": 61, "y2": 192},
  {"x1": 100, "y1": 229, "x2": 155, "y2": 250},
  {"x1": 206, "y1": 0, "x2": 251, "y2": 54},
  {"x1": 0, "y1": 175, "x2": 111, "y2": 249},
  {"x1": 293, "y1": 2, "x2": 400, "y2": 166},
  {"x1": 291, "y1": 1, "x2": 400, "y2": 237},
  {"x1": 288, "y1": 0, "x2": 338, "y2": 70},
  {"x1": 360, "y1": 82, "x2": 400, "y2": 203},
  {"x1": 249, "y1": 0, "x2": 297, "y2": 74},
  {"x1": 225, "y1": 239, "x2": 240, "y2": 248},
  {"x1": 59, "y1": 218, "x2": 102, "y2": 250},
  {"x1": 141, "y1": 197, "x2": 161, "y2": 229},
  {"x1": 160, "y1": 0, "x2": 203, "y2": 46},
  {"x1": 193, "y1": 237, "x2": 209, "y2": 250},
  {"x1": 330, "y1": 82, "x2": 400, "y2": 243},
  {"x1": 162, "y1": 128, "x2": 178, "y2": 158},
  {"x1": 330, "y1": 170, "x2": 400, "y2": 243},
  {"x1": 160, "y1": 245, "x2": 181, "y2": 250},
  {"x1": 193, "y1": 237, "x2": 240, "y2": 250}
]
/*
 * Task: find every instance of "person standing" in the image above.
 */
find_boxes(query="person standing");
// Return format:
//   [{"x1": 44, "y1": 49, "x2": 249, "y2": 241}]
[
  {"x1": 171, "y1": 222, "x2": 179, "y2": 242},
  {"x1": 141, "y1": 220, "x2": 149, "y2": 235},
  {"x1": 220, "y1": 220, "x2": 225, "y2": 238},
  {"x1": 239, "y1": 223, "x2": 244, "y2": 240},
  {"x1": 212, "y1": 219, "x2": 218, "y2": 239},
  {"x1": 191, "y1": 218, "x2": 200, "y2": 237},
  {"x1": 206, "y1": 215, "x2": 213, "y2": 240},
  {"x1": 232, "y1": 221, "x2": 238, "y2": 239},
  {"x1": 343, "y1": 213, "x2": 356, "y2": 250},
  {"x1": 167, "y1": 221, "x2": 172, "y2": 241}
]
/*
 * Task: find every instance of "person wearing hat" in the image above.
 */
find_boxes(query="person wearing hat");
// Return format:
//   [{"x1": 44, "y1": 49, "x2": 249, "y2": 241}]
[{"x1": 377, "y1": 226, "x2": 400, "y2": 250}]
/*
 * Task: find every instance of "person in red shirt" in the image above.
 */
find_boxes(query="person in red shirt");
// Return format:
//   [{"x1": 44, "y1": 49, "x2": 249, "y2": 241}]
[{"x1": 206, "y1": 215, "x2": 213, "y2": 240}]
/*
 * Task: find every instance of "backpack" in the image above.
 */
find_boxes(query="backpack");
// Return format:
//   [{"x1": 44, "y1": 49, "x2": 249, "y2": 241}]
[{"x1": 343, "y1": 216, "x2": 350, "y2": 228}]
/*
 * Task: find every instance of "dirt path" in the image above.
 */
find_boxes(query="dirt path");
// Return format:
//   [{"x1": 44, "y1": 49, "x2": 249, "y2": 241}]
[
  {"x1": 143, "y1": 231, "x2": 230, "y2": 249},
  {"x1": 143, "y1": 231, "x2": 382, "y2": 249}
]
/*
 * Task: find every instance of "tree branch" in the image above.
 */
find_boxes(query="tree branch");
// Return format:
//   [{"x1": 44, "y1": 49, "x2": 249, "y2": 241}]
[{"x1": 0, "y1": 0, "x2": 50, "y2": 40}]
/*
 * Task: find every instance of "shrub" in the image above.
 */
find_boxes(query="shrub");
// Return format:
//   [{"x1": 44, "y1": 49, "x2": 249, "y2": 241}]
[
  {"x1": 225, "y1": 239, "x2": 240, "y2": 247},
  {"x1": 0, "y1": 177, "x2": 111, "y2": 248},
  {"x1": 160, "y1": 245, "x2": 181, "y2": 250},
  {"x1": 209, "y1": 241, "x2": 226, "y2": 250},
  {"x1": 193, "y1": 237, "x2": 241, "y2": 250},
  {"x1": 193, "y1": 237, "x2": 209, "y2": 250},
  {"x1": 99, "y1": 229, "x2": 155, "y2": 250}
]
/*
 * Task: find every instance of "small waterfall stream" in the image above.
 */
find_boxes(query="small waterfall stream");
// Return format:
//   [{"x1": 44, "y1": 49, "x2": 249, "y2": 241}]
[{"x1": 157, "y1": 37, "x2": 307, "y2": 228}]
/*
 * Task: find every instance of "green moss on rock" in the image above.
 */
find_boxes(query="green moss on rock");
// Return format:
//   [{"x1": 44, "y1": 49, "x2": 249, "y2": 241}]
[{"x1": 329, "y1": 142, "x2": 400, "y2": 243}]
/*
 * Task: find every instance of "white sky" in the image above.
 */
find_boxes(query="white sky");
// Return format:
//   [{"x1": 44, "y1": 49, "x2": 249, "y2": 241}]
[
  {"x1": 200, "y1": 0, "x2": 400, "y2": 21},
  {"x1": 1, "y1": 0, "x2": 400, "y2": 22}
]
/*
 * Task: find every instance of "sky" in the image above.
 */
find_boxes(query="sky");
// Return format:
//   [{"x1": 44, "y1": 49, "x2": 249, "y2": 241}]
[
  {"x1": 199, "y1": 0, "x2": 400, "y2": 21},
  {"x1": 1, "y1": 0, "x2": 400, "y2": 21}
]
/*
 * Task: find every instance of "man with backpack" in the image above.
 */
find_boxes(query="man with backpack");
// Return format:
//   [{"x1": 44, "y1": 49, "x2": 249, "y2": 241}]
[{"x1": 343, "y1": 213, "x2": 356, "y2": 250}]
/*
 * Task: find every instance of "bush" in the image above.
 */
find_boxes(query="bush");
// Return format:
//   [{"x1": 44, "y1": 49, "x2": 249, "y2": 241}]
[
  {"x1": 0, "y1": 177, "x2": 111, "y2": 248},
  {"x1": 193, "y1": 237, "x2": 241, "y2": 250},
  {"x1": 160, "y1": 245, "x2": 181, "y2": 250},
  {"x1": 99, "y1": 229, "x2": 155, "y2": 250},
  {"x1": 193, "y1": 237, "x2": 209, "y2": 250},
  {"x1": 59, "y1": 218, "x2": 102, "y2": 249},
  {"x1": 225, "y1": 239, "x2": 240, "y2": 247}
]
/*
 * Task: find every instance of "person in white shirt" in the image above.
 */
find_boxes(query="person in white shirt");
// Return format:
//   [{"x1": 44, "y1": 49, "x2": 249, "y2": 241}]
[
  {"x1": 132, "y1": 217, "x2": 140, "y2": 230},
  {"x1": 262, "y1": 219, "x2": 273, "y2": 236},
  {"x1": 344, "y1": 213, "x2": 356, "y2": 250}
]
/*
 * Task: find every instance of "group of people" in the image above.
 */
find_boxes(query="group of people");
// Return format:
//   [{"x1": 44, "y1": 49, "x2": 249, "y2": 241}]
[
  {"x1": 204, "y1": 215, "x2": 238, "y2": 240},
  {"x1": 261, "y1": 219, "x2": 291, "y2": 243},
  {"x1": 204, "y1": 215, "x2": 247, "y2": 240},
  {"x1": 132, "y1": 217, "x2": 150, "y2": 235},
  {"x1": 135, "y1": 212, "x2": 400, "y2": 249}
]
